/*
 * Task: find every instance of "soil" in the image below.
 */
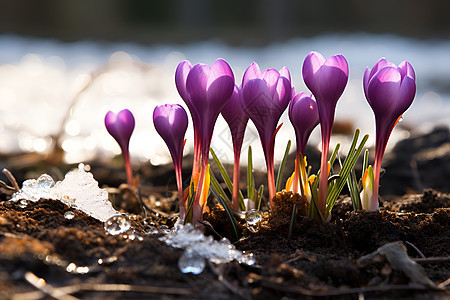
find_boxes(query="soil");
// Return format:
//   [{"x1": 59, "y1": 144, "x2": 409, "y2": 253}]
[{"x1": 0, "y1": 127, "x2": 449, "y2": 299}]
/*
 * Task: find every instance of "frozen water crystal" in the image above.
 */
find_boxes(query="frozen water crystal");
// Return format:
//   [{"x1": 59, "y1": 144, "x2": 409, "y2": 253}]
[
  {"x1": 64, "y1": 211, "x2": 75, "y2": 220},
  {"x1": 178, "y1": 248, "x2": 205, "y2": 275},
  {"x1": 161, "y1": 223, "x2": 254, "y2": 265},
  {"x1": 10, "y1": 167, "x2": 119, "y2": 222},
  {"x1": 104, "y1": 214, "x2": 131, "y2": 235},
  {"x1": 37, "y1": 174, "x2": 55, "y2": 189}
]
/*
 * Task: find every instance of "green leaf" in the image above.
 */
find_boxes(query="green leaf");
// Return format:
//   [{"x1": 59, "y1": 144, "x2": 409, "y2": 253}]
[
  {"x1": 325, "y1": 129, "x2": 368, "y2": 217},
  {"x1": 276, "y1": 140, "x2": 291, "y2": 193},
  {"x1": 247, "y1": 146, "x2": 255, "y2": 202},
  {"x1": 184, "y1": 181, "x2": 196, "y2": 225},
  {"x1": 209, "y1": 174, "x2": 239, "y2": 240},
  {"x1": 256, "y1": 184, "x2": 264, "y2": 211},
  {"x1": 210, "y1": 148, "x2": 233, "y2": 197}
]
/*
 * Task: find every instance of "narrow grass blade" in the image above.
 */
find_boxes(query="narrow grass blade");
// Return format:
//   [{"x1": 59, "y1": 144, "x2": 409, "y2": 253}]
[
  {"x1": 184, "y1": 181, "x2": 196, "y2": 225},
  {"x1": 276, "y1": 140, "x2": 291, "y2": 193},
  {"x1": 326, "y1": 130, "x2": 368, "y2": 216},
  {"x1": 210, "y1": 148, "x2": 233, "y2": 196},
  {"x1": 256, "y1": 184, "x2": 264, "y2": 211},
  {"x1": 209, "y1": 179, "x2": 239, "y2": 240},
  {"x1": 247, "y1": 146, "x2": 255, "y2": 202},
  {"x1": 209, "y1": 168, "x2": 231, "y2": 203}
]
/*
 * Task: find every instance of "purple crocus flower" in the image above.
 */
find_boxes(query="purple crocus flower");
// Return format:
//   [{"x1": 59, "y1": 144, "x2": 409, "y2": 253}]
[
  {"x1": 288, "y1": 92, "x2": 319, "y2": 196},
  {"x1": 302, "y1": 51, "x2": 348, "y2": 215},
  {"x1": 363, "y1": 58, "x2": 416, "y2": 211},
  {"x1": 289, "y1": 92, "x2": 320, "y2": 156},
  {"x1": 221, "y1": 85, "x2": 248, "y2": 210},
  {"x1": 153, "y1": 104, "x2": 189, "y2": 219},
  {"x1": 105, "y1": 109, "x2": 135, "y2": 186},
  {"x1": 241, "y1": 62, "x2": 292, "y2": 204},
  {"x1": 176, "y1": 58, "x2": 235, "y2": 224}
]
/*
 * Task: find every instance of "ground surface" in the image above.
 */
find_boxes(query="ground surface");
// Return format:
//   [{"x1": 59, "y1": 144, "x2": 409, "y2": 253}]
[{"x1": 0, "y1": 127, "x2": 449, "y2": 299}]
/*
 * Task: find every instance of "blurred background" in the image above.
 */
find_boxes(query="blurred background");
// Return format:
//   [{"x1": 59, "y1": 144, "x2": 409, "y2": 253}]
[{"x1": 0, "y1": 0, "x2": 449, "y2": 173}]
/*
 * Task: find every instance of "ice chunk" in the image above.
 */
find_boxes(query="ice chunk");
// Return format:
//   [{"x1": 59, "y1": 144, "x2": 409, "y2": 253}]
[
  {"x1": 161, "y1": 223, "x2": 255, "y2": 265},
  {"x1": 10, "y1": 165, "x2": 118, "y2": 222}
]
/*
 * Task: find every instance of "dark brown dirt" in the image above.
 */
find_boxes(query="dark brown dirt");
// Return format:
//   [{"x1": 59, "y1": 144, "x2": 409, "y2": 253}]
[
  {"x1": 0, "y1": 127, "x2": 449, "y2": 299},
  {"x1": 0, "y1": 187, "x2": 448, "y2": 299}
]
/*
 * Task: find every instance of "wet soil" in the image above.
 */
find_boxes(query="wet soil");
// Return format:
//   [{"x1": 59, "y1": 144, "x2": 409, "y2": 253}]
[{"x1": 0, "y1": 127, "x2": 449, "y2": 299}]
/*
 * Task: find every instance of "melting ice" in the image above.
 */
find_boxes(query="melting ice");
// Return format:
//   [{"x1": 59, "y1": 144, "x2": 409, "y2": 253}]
[
  {"x1": 10, "y1": 165, "x2": 118, "y2": 222},
  {"x1": 160, "y1": 223, "x2": 255, "y2": 265}
]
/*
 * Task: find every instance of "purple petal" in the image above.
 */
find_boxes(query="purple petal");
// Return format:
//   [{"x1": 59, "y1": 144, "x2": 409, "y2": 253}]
[
  {"x1": 210, "y1": 58, "x2": 234, "y2": 84},
  {"x1": 398, "y1": 61, "x2": 416, "y2": 81},
  {"x1": 262, "y1": 68, "x2": 281, "y2": 98},
  {"x1": 289, "y1": 93, "x2": 319, "y2": 154},
  {"x1": 367, "y1": 67, "x2": 401, "y2": 117},
  {"x1": 206, "y1": 75, "x2": 235, "y2": 108},
  {"x1": 279, "y1": 66, "x2": 291, "y2": 82},
  {"x1": 242, "y1": 62, "x2": 261, "y2": 86},
  {"x1": 302, "y1": 51, "x2": 326, "y2": 92},
  {"x1": 175, "y1": 60, "x2": 192, "y2": 103},
  {"x1": 396, "y1": 74, "x2": 416, "y2": 116},
  {"x1": 186, "y1": 64, "x2": 210, "y2": 107}
]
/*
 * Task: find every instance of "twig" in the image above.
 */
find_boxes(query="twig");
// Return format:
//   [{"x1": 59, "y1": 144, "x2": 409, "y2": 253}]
[
  {"x1": 405, "y1": 241, "x2": 426, "y2": 258},
  {"x1": 260, "y1": 278, "x2": 445, "y2": 297},
  {"x1": 198, "y1": 220, "x2": 224, "y2": 239},
  {"x1": 15, "y1": 278, "x2": 197, "y2": 300},
  {"x1": 2, "y1": 168, "x2": 20, "y2": 192},
  {"x1": 414, "y1": 257, "x2": 450, "y2": 265},
  {"x1": 438, "y1": 277, "x2": 450, "y2": 289},
  {"x1": 22, "y1": 272, "x2": 80, "y2": 300}
]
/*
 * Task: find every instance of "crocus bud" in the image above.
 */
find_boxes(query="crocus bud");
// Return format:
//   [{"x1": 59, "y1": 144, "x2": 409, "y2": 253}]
[
  {"x1": 302, "y1": 51, "x2": 348, "y2": 216},
  {"x1": 153, "y1": 104, "x2": 188, "y2": 219},
  {"x1": 221, "y1": 85, "x2": 248, "y2": 210},
  {"x1": 364, "y1": 58, "x2": 416, "y2": 211},
  {"x1": 105, "y1": 109, "x2": 135, "y2": 185},
  {"x1": 241, "y1": 62, "x2": 292, "y2": 203},
  {"x1": 288, "y1": 92, "x2": 319, "y2": 156}
]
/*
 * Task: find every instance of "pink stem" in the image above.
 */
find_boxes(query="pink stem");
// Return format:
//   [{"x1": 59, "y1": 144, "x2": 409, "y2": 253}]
[
  {"x1": 371, "y1": 133, "x2": 388, "y2": 211},
  {"x1": 122, "y1": 149, "x2": 133, "y2": 186},
  {"x1": 192, "y1": 132, "x2": 201, "y2": 177},
  {"x1": 292, "y1": 154, "x2": 299, "y2": 195},
  {"x1": 318, "y1": 135, "x2": 330, "y2": 216},
  {"x1": 266, "y1": 158, "x2": 276, "y2": 207},
  {"x1": 192, "y1": 151, "x2": 209, "y2": 226},
  {"x1": 174, "y1": 162, "x2": 185, "y2": 220},
  {"x1": 232, "y1": 150, "x2": 241, "y2": 211}
]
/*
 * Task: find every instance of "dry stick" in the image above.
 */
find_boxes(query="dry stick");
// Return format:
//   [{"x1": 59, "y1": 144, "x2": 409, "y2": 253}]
[
  {"x1": 405, "y1": 240, "x2": 426, "y2": 258},
  {"x1": 437, "y1": 278, "x2": 450, "y2": 289},
  {"x1": 260, "y1": 278, "x2": 445, "y2": 298},
  {"x1": 2, "y1": 168, "x2": 20, "y2": 192},
  {"x1": 15, "y1": 278, "x2": 197, "y2": 300},
  {"x1": 23, "y1": 272, "x2": 80, "y2": 300},
  {"x1": 414, "y1": 257, "x2": 450, "y2": 265}
]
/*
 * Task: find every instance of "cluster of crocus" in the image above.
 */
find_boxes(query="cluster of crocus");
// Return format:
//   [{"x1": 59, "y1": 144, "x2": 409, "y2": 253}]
[{"x1": 105, "y1": 51, "x2": 416, "y2": 227}]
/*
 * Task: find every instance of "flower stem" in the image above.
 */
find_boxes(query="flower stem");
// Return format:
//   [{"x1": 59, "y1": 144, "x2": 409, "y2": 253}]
[
  {"x1": 174, "y1": 161, "x2": 185, "y2": 220},
  {"x1": 232, "y1": 149, "x2": 241, "y2": 211},
  {"x1": 318, "y1": 135, "x2": 329, "y2": 216},
  {"x1": 122, "y1": 149, "x2": 133, "y2": 186}
]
